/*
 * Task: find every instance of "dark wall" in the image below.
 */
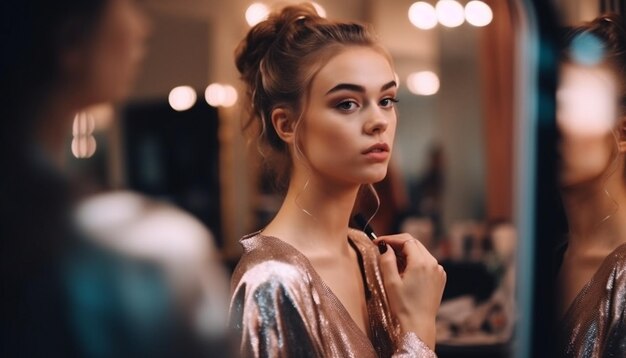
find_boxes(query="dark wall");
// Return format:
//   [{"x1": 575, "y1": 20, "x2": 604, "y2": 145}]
[{"x1": 123, "y1": 99, "x2": 222, "y2": 246}]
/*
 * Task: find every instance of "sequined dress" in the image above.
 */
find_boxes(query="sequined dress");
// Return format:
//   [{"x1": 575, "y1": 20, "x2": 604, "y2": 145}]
[
  {"x1": 229, "y1": 229, "x2": 436, "y2": 357},
  {"x1": 559, "y1": 243, "x2": 626, "y2": 357}
]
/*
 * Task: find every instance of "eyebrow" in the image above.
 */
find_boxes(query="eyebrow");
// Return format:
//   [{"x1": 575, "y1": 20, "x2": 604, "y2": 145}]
[{"x1": 325, "y1": 80, "x2": 397, "y2": 95}]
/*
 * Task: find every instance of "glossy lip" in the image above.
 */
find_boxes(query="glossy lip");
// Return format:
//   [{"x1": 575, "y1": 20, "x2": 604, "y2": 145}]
[
  {"x1": 362, "y1": 143, "x2": 390, "y2": 162},
  {"x1": 362, "y1": 142, "x2": 390, "y2": 155}
]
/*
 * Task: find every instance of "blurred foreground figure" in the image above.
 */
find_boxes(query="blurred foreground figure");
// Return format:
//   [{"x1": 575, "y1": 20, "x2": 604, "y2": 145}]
[
  {"x1": 0, "y1": 1, "x2": 228, "y2": 356},
  {"x1": 555, "y1": 13, "x2": 626, "y2": 357},
  {"x1": 73, "y1": 191, "x2": 230, "y2": 356}
]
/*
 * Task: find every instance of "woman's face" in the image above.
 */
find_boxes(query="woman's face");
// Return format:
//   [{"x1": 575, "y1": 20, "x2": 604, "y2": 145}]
[
  {"x1": 74, "y1": 0, "x2": 149, "y2": 105},
  {"x1": 298, "y1": 46, "x2": 398, "y2": 186},
  {"x1": 557, "y1": 62, "x2": 621, "y2": 188}
]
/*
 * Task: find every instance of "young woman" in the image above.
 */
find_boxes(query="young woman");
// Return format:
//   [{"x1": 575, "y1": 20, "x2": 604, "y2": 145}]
[
  {"x1": 556, "y1": 13, "x2": 626, "y2": 357},
  {"x1": 229, "y1": 4, "x2": 446, "y2": 357}
]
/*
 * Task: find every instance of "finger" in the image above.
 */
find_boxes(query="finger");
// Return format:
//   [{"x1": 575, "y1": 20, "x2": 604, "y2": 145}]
[
  {"x1": 375, "y1": 235, "x2": 429, "y2": 254},
  {"x1": 378, "y1": 243, "x2": 401, "y2": 285},
  {"x1": 439, "y1": 264, "x2": 448, "y2": 286},
  {"x1": 375, "y1": 235, "x2": 435, "y2": 268}
]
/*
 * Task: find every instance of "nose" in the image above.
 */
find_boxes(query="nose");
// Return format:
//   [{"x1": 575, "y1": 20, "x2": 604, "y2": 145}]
[{"x1": 363, "y1": 107, "x2": 389, "y2": 135}]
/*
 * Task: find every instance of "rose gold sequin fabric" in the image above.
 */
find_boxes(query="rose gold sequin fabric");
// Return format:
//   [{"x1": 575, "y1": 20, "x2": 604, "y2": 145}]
[
  {"x1": 559, "y1": 243, "x2": 626, "y2": 357},
  {"x1": 229, "y1": 229, "x2": 436, "y2": 357}
]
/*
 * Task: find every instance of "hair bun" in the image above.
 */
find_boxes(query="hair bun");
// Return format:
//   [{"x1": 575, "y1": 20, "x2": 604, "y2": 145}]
[{"x1": 235, "y1": 3, "x2": 322, "y2": 87}]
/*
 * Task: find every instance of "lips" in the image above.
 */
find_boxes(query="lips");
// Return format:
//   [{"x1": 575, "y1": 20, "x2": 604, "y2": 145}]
[{"x1": 362, "y1": 143, "x2": 390, "y2": 155}]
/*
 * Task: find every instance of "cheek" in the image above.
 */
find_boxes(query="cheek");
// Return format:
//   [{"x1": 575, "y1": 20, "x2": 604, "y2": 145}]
[{"x1": 303, "y1": 116, "x2": 359, "y2": 162}]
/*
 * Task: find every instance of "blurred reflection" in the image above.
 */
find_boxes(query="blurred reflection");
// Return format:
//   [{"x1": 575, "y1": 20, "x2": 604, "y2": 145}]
[
  {"x1": 74, "y1": 191, "x2": 229, "y2": 347},
  {"x1": 1, "y1": 0, "x2": 228, "y2": 356},
  {"x1": 555, "y1": 13, "x2": 626, "y2": 357}
]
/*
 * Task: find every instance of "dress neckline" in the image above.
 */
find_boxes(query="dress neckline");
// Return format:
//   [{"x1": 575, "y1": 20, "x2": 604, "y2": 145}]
[{"x1": 251, "y1": 231, "x2": 376, "y2": 347}]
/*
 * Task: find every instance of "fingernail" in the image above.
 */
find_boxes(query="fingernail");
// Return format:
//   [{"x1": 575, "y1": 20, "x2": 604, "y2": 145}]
[{"x1": 378, "y1": 241, "x2": 387, "y2": 254}]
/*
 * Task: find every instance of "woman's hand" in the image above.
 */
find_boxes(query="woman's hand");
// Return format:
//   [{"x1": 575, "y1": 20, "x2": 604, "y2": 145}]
[{"x1": 374, "y1": 234, "x2": 446, "y2": 350}]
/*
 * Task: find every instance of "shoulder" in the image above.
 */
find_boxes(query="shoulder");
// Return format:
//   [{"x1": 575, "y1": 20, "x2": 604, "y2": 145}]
[
  {"x1": 608, "y1": 243, "x2": 626, "y2": 294},
  {"x1": 229, "y1": 245, "x2": 318, "y2": 330},
  {"x1": 603, "y1": 243, "x2": 626, "y2": 287},
  {"x1": 231, "y1": 234, "x2": 314, "y2": 298},
  {"x1": 592, "y1": 244, "x2": 626, "y2": 321},
  {"x1": 234, "y1": 260, "x2": 311, "y2": 294},
  {"x1": 609, "y1": 243, "x2": 626, "y2": 265}
]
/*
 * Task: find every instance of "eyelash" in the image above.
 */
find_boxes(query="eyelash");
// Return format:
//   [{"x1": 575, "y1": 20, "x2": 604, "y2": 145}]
[
  {"x1": 336, "y1": 97, "x2": 399, "y2": 112},
  {"x1": 380, "y1": 97, "x2": 399, "y2": 108}
]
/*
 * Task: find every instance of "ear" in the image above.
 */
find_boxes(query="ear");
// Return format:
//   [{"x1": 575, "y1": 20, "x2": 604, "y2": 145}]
[{"x1": 271, "y1": 107, "x2": 296, "y2": 144}]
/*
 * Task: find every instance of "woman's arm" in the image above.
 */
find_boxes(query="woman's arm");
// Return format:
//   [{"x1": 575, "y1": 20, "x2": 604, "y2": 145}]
[{"x1": 229, "y1": 261, "x2": 322, "y2": 358}]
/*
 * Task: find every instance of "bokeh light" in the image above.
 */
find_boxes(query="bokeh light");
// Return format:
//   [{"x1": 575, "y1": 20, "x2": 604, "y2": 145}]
[
  {"x1": 245, "y1": 3, "x2": 270, "y2": 27},
  {"x1": 408, "y1": 2, "x2": 438, "y2": 30},
  {"x1": 71, "y1": 112, "x2": 97, "y2": 159},
  {"x1": 221, "y1": 85, "x2": 239, "y2": 107},
  {"x1": 72, "y1": 112, "x2": 95, "y2": 136},
  {"x1": 557, "y1": 64, "x2": 617, "y2": 136},
  {"x1": 71, "y1": 136, "x2": 97, "y2": 159},
  {"x1": 205, "y1": 84, "x2": 225, "y2": 107},
  {"x1": 465, "y1": 1, "x2": 493, "y2": 27},
  {"x1": 205, "y1": 84, "x2": 239, "y2": 107},
  {"x1": 310, "y1": 2, "x2": 327, "y2": 18},
  {"x1": 168, "y1": 86, "x2": 197, "y2": 112},
  {"x1": 436, "y1": 0, "x2": 465, "y2": 28},
  {"x1": 406, "y1": 71, "x2": 440, "y2": 96}
]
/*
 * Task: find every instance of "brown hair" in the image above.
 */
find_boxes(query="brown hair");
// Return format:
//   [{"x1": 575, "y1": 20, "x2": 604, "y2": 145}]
[{"x1": 235, "y1": 3, "x2": 389, "y2": 188}]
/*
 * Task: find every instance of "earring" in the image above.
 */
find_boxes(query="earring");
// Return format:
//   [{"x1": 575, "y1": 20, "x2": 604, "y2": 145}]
[
  {"x1": 295, "y1": 178, "x2": 317, "y2": 220},
  {"x1": 71, "y1": 111, "x2": 97, "y2": 158}
]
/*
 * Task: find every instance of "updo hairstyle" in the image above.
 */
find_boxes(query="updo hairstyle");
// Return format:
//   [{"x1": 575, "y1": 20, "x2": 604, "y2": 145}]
[{"x1": 235, "y1": 3, "x2": 389, "y2": 188}]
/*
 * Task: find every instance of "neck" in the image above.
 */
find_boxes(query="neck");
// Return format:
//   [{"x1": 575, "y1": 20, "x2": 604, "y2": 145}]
[
  {"x1": 263, "y1": 169, "x2": 360, "y2": 257},
  {"x1": 561, "y1": 172, "x2": 626, "y2": 253}
]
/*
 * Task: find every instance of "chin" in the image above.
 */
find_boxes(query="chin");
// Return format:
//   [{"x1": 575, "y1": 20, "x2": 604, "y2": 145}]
[
  {"x1": 559, "y1": 170, "x2": 605, "y2": 190},
  {"x1": 361, "y1": 168, "x2": 389, "y2": 184}
]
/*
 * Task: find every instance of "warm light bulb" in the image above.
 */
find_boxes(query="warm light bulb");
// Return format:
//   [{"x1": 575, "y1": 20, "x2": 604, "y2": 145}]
[
  {"x1": 406, "y1": 71, "x2": 440, "y2": 96},
  {"x1": 246, "y1": 3, "x2": 270, "y2": 27},
  {"x1": 168, "y1": 86, "x2": 197, "y2": 111},
  {"x1": 465, "y1": 1, "x2": 493, "y2": 27},
  {"x1": 436, "y1": 0, "x2": 464, "y2": 28},
  {"x1": 408, "y1": 2, "x2": 437, "y2": 30},
  {"x1": 205, "y1": 83, "x2": 226, "y2": 107}
]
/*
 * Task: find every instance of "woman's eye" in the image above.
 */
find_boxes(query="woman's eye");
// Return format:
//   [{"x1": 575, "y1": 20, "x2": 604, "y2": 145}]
[
  {"x1": 380, "y1": 97, "x2": 399, "y2": 108},
  {"x1": 337, "y1": 100, "x2": 358, "y2": 111}
]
